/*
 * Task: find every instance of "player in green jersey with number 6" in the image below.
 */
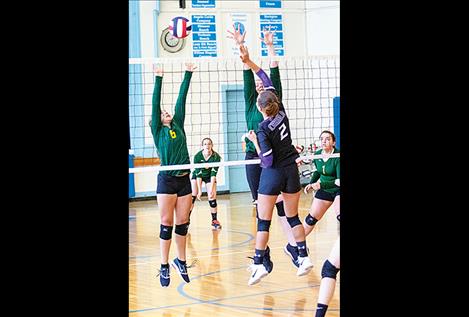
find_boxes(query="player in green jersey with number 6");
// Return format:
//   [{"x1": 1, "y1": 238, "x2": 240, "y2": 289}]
[{"x1": 150, "y1": 62, "x2": 197, "y2": 288}]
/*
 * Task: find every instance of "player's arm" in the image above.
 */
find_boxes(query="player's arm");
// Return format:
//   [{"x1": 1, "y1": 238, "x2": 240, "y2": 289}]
[
  {"x1": 196, "y1": 177, "x2": 203, "y2": 200},
  {"x1": 210, "y1": 153, "x2": 221, "y2": 179},
  {"x1": 261, "y1": 27, "x2": 282, "y2": 101},
  {"x1": 173, "y1": 63, "x2": 196, "y2": 127},
  {"x1": 246, "y1": 129, "x2": 273, "y2": 168},
  {"x1": 227, "y1": 25, "x2": 257, "y2": 105},
  {"x1": 261, "y1": 27, "x2": 279, "y2": 69},
  {"x1": 151, "y1": 65, "x2": 163, "y2": 134},
  {"x1": 239, "y1": 46, "x2": 275, "y2": 91}
]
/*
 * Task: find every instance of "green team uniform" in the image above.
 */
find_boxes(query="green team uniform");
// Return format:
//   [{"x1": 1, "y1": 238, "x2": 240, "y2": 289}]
[
  {"x1": 150, "y1": 71, "x2": 192, "y2": 176},
  {"x1": 309, "y1": 148, "x2": 340, "y2": 194},
  {"x1": 191, "y1": 150, "x2": 222, "y2": 179},
  {"x1": 242, "y1": 66, "x2": 282, "y2": 154}
]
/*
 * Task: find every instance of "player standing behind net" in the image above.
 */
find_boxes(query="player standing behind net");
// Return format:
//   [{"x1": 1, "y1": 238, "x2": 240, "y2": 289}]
[
  {"x1": 150, "y1": 63, "x2": 197, "y2": 287},
  {"x1": 227, "y1": 25, "x2": 300, "y2": 271},
  {"x1": 190, "y1": 137, "x2": 222, "y2": 230},
  {"x1": 239, "y1": 45, "x2": 314, "y2": 286},
  {"x1": 303, "y1": 130, "x2": 340, "y2": 236}
]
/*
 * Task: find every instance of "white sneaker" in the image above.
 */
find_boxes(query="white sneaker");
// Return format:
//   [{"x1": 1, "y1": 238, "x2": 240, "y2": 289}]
[
  {"x1": 247, "y1": 263, "x2": 268, "y2": 285},
  {"x1": 296, "y1": 256, "x2": 314, "y2": 276}
]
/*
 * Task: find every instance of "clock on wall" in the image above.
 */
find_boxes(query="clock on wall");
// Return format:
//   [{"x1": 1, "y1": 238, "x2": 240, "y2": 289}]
[{"x1": 160, "y1": 27, "x2": 186, "y2": 53}]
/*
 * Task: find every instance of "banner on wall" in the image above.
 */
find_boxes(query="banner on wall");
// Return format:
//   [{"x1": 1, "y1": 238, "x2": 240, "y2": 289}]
[
  {"x1": 227, "y1": 13, "x2": 252, "y2": 57},
  {"x1": 192, "y1": 0, "x2": 216, "y2": 8},
  {"x1": 259, "y1": 0, "x2": 281, "y2": 8},
  {"x1": 259, "y1": 14, "x2": 284, "y2": 56},
  {"x1": 192, "y1": 15, "x2": 217, "y2": 57}
]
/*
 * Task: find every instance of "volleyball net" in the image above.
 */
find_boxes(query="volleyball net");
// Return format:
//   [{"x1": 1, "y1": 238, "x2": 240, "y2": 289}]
[{"x1": 129, "y1": 56, "x2": 339, "y2": 194}]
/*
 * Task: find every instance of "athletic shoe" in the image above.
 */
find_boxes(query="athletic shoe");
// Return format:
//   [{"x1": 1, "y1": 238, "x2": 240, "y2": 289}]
[
  {"x1": 263, "y1": 246, "x2": 273, "y2": 273},
  {"x1": 211, "y1": 219, "x2": 222, "y2": 230},
  {"x1": 252, "y1": 199, "x2": 257, "y2": 206},
  {"x1": 171, "y1": 258, "x2": 190, "y2": 283},
  {"x1": 158, "y1": 265, "x2": 170, "y2": 287},
  {"x1": 283, "y1": 244, "x2": 300, "y2": 268},
  {"x1": 247, "y1": 263, "x2": 269, "y2": 285},
  {"x1": 297, "y1": 256, "x2": 314, "y2": 276}
]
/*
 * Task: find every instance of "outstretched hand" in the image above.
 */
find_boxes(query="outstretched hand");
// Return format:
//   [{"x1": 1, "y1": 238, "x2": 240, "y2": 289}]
[
  {"x1": 153, "y1": 64, "x2": 163, "y2": 76},
  {"x1": 246, "y1": 130, "x2": 257, "y2": 142},
  {"x1": 226, "y1": 24, "x2": 246, "y2": 45},
  {"x1": 260, "y1": 26, "x2": 275, "y2": 46},
  {"x1": 239, "y1": 45, "x2": 250, "y2": 63},
  {"x1": 185, "y1": 62, "x2": 198, "y2": 72}
]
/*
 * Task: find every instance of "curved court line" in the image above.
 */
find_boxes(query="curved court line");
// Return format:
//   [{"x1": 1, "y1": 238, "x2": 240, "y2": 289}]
[
  {"x1": 129, "y1": 230, "x2": 254, "y2": 260},
  {"x1": 130, "y1": 265, "x2": 337, "y2": 313},
  {"x1": 177, "y1": 267, "x2": 328, "y2": 312}
]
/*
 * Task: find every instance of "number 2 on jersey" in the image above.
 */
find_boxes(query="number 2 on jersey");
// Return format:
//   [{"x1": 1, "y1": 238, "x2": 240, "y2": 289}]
[{"x1": 279, "y1": 123, "x2": 288, "y2": 140}]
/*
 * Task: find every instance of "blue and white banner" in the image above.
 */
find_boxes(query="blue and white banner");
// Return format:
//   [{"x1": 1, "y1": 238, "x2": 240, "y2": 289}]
[
  {"x1": 259, "y1": 0, "x2": 281, "y2": 8},
  {"x1": 192, "y1": 0, "x2": 216, "y2": 8},
  {"x1": 259, "y1": 14, "x2": 284, "y2": 56},
  {"x1": 192, "y1": 15, "x2": 217, "y2": 58}
]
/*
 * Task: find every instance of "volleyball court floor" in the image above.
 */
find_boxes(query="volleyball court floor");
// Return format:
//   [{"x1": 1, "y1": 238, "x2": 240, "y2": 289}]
[{"x1": 129, "y1": 191, "x2": 340, "y2": 316}]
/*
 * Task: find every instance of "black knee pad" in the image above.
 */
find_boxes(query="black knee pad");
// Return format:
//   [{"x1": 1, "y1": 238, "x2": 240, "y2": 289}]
[
  {"x1": 305, "y1": 214, "x2": 319, "y2": 226},
  {"x1": 321, "y1": 259, "x2": 339, "y2": 279},
  {"x1": 275, "y1": 201, "x2": 285, "y2": 217},
  {"x1": 257, "y1": 219, "x2": 271, "y2": 232},
  {"x1": 159, "y1": 224, "x2": 173, "y2": 240},
  {"x1": 209, "y1": 199, "x2": 217, "y2": 208},
  {"x1": 174, "y1": 222, "x2": 189, "y2": 236},
  {"x1": 286, "y1": 214, "x2": 302, "y2": 228},
  {"x1": 192, "y1": 196, "x2": 197, "y2": 204}
]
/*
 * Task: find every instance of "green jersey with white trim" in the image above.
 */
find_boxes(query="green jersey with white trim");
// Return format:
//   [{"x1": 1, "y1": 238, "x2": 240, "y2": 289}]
[
  {"x1": 192, "y1": 150, "x2": 222, "y2": 179},
  {"x1": 309, "y1": 148, "x2": 340, "y2": 194}
]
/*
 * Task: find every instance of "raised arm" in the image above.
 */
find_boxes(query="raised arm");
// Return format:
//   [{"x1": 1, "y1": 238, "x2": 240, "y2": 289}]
[
  {"x1": 239, "y1": 45, "x2": 274, "y2": 90},
  {"x1": 262, "y1": 28, "x2": 283, "y2": 101},
  {"x1": 227, "y1": 25, "x2": 258, "y2": 106},
  {"x1": 150, "y1": 65, "x2": 163, "y2": 134},
  {"x1": 173, "y1": 62, "x2": 197, "y2": 127},
  {"x1": 261, "y1": 26, "x2": 278, "y2": 69}
]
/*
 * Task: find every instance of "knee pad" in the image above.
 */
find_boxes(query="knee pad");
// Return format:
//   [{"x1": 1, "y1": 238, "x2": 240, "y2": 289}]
[
  {"x1": 275, "y1": 201, "x2": 285, "y2": 217},
  {"x1": 321, "y1": 259, "x2": 339, "y2": 279},
  {"x1": 174, "y1": 222, "x2": 189, "y2": 236},
  {"x1": 208, "y1": 199, "x2": 217, "y2": 208},
  {"x1": 192, "y1": 196, "x2": 197, "y2": 204},
  {"x1": 305, "y1": 214, "x2": 319, "y2": 226},
  {"x1": 257, "y1": 219, "x2": 271, "y2": 232},
  {"x1": 286, "y1": 214, "x2": 302, "y2": 228},
  {"x1": 159, "y1": 224, "x2": 173, "y2": 240}
]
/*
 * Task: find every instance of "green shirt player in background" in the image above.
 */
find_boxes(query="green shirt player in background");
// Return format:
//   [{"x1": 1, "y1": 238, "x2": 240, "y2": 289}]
[
  {"x1": 303, "y1": 130, "x2": 340, "y2": 236},
  {"x1": 303, "y1": 130, "x2": 341, "y2": 316},
  {"x1": 190, "y1": 137, "x2": 222, "y2": 230},
  {"x1": 150, "y1": 62, "x2": 197, "y2": 288},
  {"x1": 227, "y1": 25, "x2": 300, "y2": 269}
]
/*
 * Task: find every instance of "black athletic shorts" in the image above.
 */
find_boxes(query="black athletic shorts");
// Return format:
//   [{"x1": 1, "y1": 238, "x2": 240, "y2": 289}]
[
  {"x1": 314, "y1": 189, "x2": 340, "y2": 202},
  {"x1": 258, "y1": 163, "x2": 301, "y2": 195},
  {"x1": 157, "y1": 173, "x2": 191, "y2": 196}
]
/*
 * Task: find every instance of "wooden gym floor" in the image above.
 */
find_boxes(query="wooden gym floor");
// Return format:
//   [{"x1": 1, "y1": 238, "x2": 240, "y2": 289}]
[{"x1": 129, "y1": 191, "x2": 340, "y2": 316}]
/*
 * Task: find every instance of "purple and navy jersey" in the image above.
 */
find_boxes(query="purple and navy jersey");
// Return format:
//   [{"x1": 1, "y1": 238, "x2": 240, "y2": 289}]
[
  {"x1": 255, "y1": 68, "x2": 298, "y2": 168},
  {"x1": 257, "y1": 107, "x2": 298, "y2": 168}
]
